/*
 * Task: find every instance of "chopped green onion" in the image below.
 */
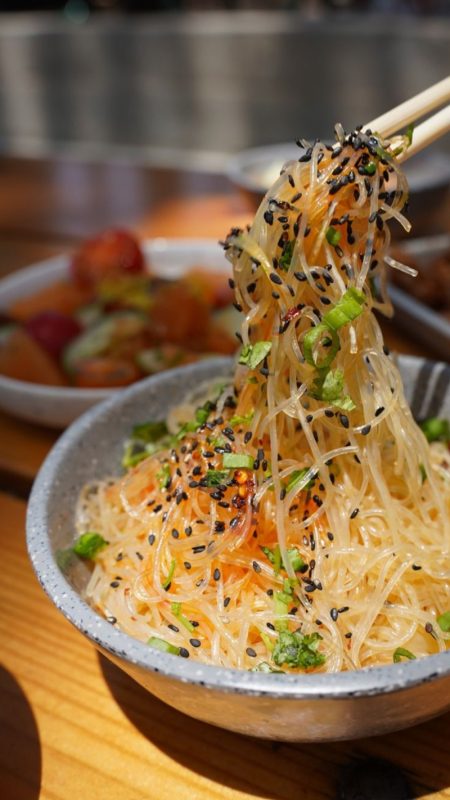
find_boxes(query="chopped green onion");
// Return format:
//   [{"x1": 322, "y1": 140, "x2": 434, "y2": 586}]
[
  {"x1": 287, "y1": 548, "x2": 305, "y2": 572},
  {"x1": 279, "y1": 240, "x2": 295, "y2": 271},
  {"x1": 204, "y1": 469, "x2": 231, "y2": 487},
  {"x1": 122, "y1": 444, "x2": 150, "y2": 470},
  {"x1": 162, "y1": 558, "x2": 176, "y2": 590},
  {"x1": 419, "y1": 417, "x2": 450, "y2": 444},
  {"x1": 195, "y1": 399, "x2": 216, "y2": 426},
  {"x1": 176, "y1": 420, "x2": 199, "y2": 440},
  {"x1": 131, "y1": 420, "x2": 168, "y2": 443},
  {"x1": 230, "y1": 410, "x2": 254, "y2": 427},
  {"x1": 311, "y1": 368, "x2": 356, "y2": 411},
  {"x1": 272, "y1": 631, "x2": 325, "y2": 669},
  {"x1": 325, "y1": 226, "x2": 341, "y2": 247},
  {"x1": 148, "y1": 637, "x2": 180, "y2": 656},
  {"x1": 222, "y1": 453, "x2": 254, "y2": 470},
  {"x1": 247, "y1": 376, "x2": 258, "y2": 384},
  {"x1": 364, "y1": 161, "x2": 377, "y2": 175},
  {"x1": 261, "y1": 544, "x2": 305, "y2": 576},
  {"x1": 393, "y1": 647, "x2": 416, "y2": 663},
  {"x1": 285, "y1": 467, "x2": 316, "y2": 494},
  {"x1": 250, "y1": 661, "x2": 284, "y2": 673},
  {"x1": 156, "y1": 463, "x2": 171, "y2": 490},
  {"x1": 171, "y1": 602, "x2": 195, "y2": 633},
  {"x1": 303, "y1": 324, "x2": 340, "y2": 369},
  {"x1": 437, "y1": 611, "x2": 450, "y2": 632},
  {"x1": 238, "y1": 340, "x2": 272, "y2": 370},
  {"x1": 323, "y1": 287, "x2": 366, "y2": 332},
  {"x1": 419, "y1": 463, "x2": 427, "y2": 484},
  {"x1": 274, "y1": 592, "x2": 290, "y2": 631},
  {"x1": 73, "y1": 532, "x2": 108, "y2": 559}
]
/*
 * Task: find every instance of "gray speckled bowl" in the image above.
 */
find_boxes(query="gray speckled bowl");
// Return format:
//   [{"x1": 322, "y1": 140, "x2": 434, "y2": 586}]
[{"x1": 27, "y1": 355, "x2": 450, "y2": 742}]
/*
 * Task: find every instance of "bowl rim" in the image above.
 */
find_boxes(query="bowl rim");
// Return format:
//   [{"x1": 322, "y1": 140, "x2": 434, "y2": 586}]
[
  {"x1": 26, "y1": 356, "x2": 450, "y2": 700},
  {"x1": 0, "y1": 237, "x2": 229, "y2": 401}
]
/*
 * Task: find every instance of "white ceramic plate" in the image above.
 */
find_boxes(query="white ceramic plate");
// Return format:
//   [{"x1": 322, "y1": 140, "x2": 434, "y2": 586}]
[{"x1": 0, "y1": 238, "x2": 230, "y2": 428}]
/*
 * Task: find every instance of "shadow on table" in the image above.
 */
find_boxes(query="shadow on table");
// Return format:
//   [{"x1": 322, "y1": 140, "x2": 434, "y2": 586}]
[
  {"x1": 0, "y1": 665, "x2": 41, "y2": 800},
  {"x1": 99, "y1": 653, "x2": 450, "y2": 800}
]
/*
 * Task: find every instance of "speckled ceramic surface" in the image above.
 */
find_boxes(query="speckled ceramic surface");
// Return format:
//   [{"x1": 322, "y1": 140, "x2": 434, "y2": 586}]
[
  {"x1": 0, "y1": 239, "x2": 229, "y2": 427},
  {"x1": 26, "y1": 355, "x2": 450, "y2": 741}
]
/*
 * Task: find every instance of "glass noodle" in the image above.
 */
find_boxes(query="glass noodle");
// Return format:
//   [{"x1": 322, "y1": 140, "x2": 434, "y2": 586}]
[{"x1": 77, "y1": 128, "x2": 450, "y2": 673}]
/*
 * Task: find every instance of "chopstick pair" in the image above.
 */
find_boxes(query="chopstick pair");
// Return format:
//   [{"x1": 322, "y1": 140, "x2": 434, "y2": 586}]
[{"x1": 365, "y1": 76, "x2": 450, "y2": 161}]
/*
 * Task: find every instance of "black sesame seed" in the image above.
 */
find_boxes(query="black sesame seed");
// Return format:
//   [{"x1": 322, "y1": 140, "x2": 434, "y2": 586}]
[
  {"x1": 214, "y1": 521, "x2": 225, "y2": 533},
  {"x1": 327, "y1": 531, "x2": 334, "y2": 541},
  {"x1": 192, "y1": 545, "x2": 206, "y2": 554},
  {"x1": 168, "y1": 623, "x2": 179, "y2": 633},
  {"x1": 345, "y1": 632, "x2": 352, "y2": 639},
  {"x1": 190, "y1": 638, "x2": 201, "y2": 648},
  {"x1": 246, "y1": 647, "x2": 257, "y2": 658},
  {"x1": 230, "y1": 516, "x2": 240, "y2": 529},
  {"x1": 266, "y1": 588, "x2": 274, "y2": 597},
  {"x1": 110, "y1": 581, "x2": 120, "y2": 589},
  {"x1": 425, "y1": 622, "x2": 434, "y2": 635},
  {"x1": 213, "y1": 568, "x2": 221, "y2": 581},
  {"x1": 412, "y1": 564, "x2": 422, "y2": 571},
  {"x1": 179, "y1": 647, "x2": 190, "y2": 658},
  {"x1": 270, "y1": 272, "x2": 283, "y2": 286},
  {"x1": 330, "y1": 608, "x2": 339, "y2": 622},
  {"x1": 267, "y1": 622, "x2": 275, "y2": 631},
  {"x1": 224, "y1": 596, "x2": 231, "y2": 607},
  {"x1": 184, "y1": 561, "x2": 191, "y2": 570},
  {"x1": 361, "y1": 424, "x2": 371, "y2": 435},
  {"x1": 350, "y1": 508, "x2": 359, "y2": 520},
  {"x1": 338, "y1": 606, "x2": 349, "y2": 614},
  {"x1": 218, "y1": 500, "x2": 230, "y2": 509},
  {"x1": 252, "y1": 561, "x2": 262, "y2": 573},
  {"x1": 264, "y1": 210, "x2": 274, "y2": 225},
  {"x1": 148, "y1": 534, "x2": 155, "y2": 546},
  {"x1": 171, "y1": 528, "x2": 180, "y2": 539},
  {"x1": 375, "y1": 406, "x2": 385, "y2": 417}
]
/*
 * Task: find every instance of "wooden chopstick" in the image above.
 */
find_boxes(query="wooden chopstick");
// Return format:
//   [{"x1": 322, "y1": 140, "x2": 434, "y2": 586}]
[
  {"x1": 365, "y1": 76, "x2": 450, "y2": 138},
  {"x1": 397, "y1": 104, "x2": 450, "y2": 162}
]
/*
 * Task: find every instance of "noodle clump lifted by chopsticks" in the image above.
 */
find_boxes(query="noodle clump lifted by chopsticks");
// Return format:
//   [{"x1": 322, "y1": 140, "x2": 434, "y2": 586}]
[{"x1": 76, "y1": 126, "x2": 450, "y2": 673}]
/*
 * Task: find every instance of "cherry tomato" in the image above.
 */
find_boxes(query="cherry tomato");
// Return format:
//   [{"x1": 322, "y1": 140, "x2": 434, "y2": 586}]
[
  {"x1": 71, "y1": 229, "x2": 145, "y2": 289},
  {"x1": 25, "y1": 311, "x2": 82, "y2": 359},
  {"x1": 72, "y1": 357, "x2": 140, "y2": 388}
]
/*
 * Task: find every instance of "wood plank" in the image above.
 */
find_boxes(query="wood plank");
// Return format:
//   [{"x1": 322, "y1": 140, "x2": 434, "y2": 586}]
[{"x1": 1, "y1": 491, "x2": 450, "y2": 799}]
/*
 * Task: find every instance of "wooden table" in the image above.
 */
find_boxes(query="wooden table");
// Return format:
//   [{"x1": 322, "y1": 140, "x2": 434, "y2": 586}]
[{"x1": 1, "y1": 156, "x2": 449, "y2": 800}]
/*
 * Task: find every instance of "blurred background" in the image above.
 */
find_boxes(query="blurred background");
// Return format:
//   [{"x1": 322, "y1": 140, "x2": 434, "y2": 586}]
[{"x1": 0, "y1": 1, "x2": 449, "y2": 170}]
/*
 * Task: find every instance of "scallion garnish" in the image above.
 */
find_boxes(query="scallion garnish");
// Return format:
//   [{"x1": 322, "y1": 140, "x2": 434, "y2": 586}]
[
  {"x1": 250, "y1": 661, "x2": 284, "y2": 673},
  {"x1": 156, "y1": 463, "x2": 171, "y2": 489},
  {"x1": 419, "y1": 417, "x2": 450, "y2": 444},
  {"x1": 204, "y1": 469, "x2": 231, "y2": 487},
  {"x1": 73, "y1": 532, "x2": 108, "y2": 559},
  {"x1": 364, "y1": 161, "x2": 377, "y2": 175},
  {"x1": 322, "y1": 287, "x2": 365, "y2": 332},
  {"x1": 171, "y1": 602, "x2": 195, "y2": 632},
  {"x1": 148, "y1": 637, "x2": 180, "y2": 656},
  {"x1": 238, "y1": 340, "x2": 272, "y2": 370},
  {"x1": 162, "y1": 558, "x2": 176, "y2": 590},
  {"x1": 437, "y1": 612, "x2": 450, "y2": 632},
  {"x1": 230, "y1": 409, "x2": 254, "y2": 427},
  {"x1": 303, "y1": 324, "x2": 340, "y2": 369},
  {"x1": 272, "y1": 631, "x2": 325, "y2": 669},
  {"x1": 325, "y1": 226, "x2": 341, "y2": 247},
  {"x1": 222, "y1": 453, "x2": 254, "y2": 470},
  {"x1": 393, "y1": 647, "x2": 416, "y2": 663},
  {"x1": 279, "y1": 240, "x2": 295, "y2": 271}
]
